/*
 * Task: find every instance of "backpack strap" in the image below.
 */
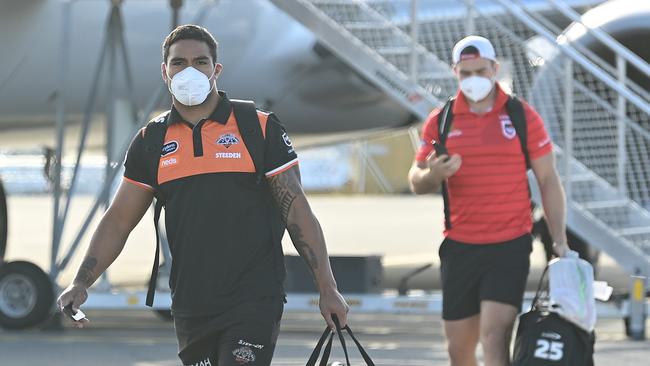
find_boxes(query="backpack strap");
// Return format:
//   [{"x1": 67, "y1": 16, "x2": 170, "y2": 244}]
[
  {"x1": 531, "y1": 265, "x2": 550, "y2": 311},
  {"x1": 142, "y1": 112, "x2": 169, "y2": 192},
  {"x1": 230, "y1": 100, "x2": 289, "y2": 259},
  {"x1": 437, "y1": 98, "x2": 455, "y2": 231},
  {"x1": 146, "y1": 199, "x2": 164, "y2": 307},
  {"x1": 438, "y1": 97, "x2": 455, "y2": 146},
  {"x1": 505, "y1": 95, "x2": 533, "y2": 204},
  {"x1": 141, "y1": 111, "x2": 169, "y2": 307},
  {"x1": 505, "y1": 96, "x2": 530, "y2": 170},
  {"x1": 230, "y1": 99, "x2": 265, "y2": 184}
]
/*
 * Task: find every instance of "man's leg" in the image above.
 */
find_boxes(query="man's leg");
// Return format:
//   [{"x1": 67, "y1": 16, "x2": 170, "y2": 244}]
[
  {"x1": 439, "y1": 238, "x2": 484, "y2": 366},
  {"x1": 479, "y1": 300, "x2": 518, "y2": 366},
  {"x1": 175, "y1": 315, "x2": 221, "y2": 366},
  {"x1": 216, "y1": 321, "x2": 280, "y2": 366},
  {"x1": 477, "y1": 234, "x2": 532, "y2": 366},
  {"x1": 216, "y1": 297, "x2": 283, "y2": 366},
  {"x1": 444, "y1": 315, "x2": 480, "y2": 366}
]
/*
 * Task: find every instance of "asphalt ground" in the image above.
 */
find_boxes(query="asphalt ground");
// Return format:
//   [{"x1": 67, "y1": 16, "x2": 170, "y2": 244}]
[
  {"x1": 0, "y1": 309, "x2": 649, "y2": 365},
  {"x1": 2, "y1": 195, "x2": 648, "y2": 365}
]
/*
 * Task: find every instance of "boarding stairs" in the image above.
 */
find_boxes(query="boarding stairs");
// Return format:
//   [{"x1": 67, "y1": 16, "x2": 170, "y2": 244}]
[{"x1": 270, "y1": 0, "x2": 650, "y2": 330}]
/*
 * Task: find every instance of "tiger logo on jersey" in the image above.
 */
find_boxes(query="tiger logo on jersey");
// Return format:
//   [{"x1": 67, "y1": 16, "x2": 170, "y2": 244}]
[
  {"x1": 500, "y1": 115, "x2": 516, "y2": 139},
  {"x1": 232, "y1": 346, "x2": 256, "y2": 364}
]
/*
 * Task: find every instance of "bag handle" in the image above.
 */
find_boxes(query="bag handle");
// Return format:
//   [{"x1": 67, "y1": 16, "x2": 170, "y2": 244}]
[
  {"x1": 319, "y1": 333, "x2": 334, "y2": 366},
  {"x1": 332, "y1": 315, "x2": 351, "y2": 365},
  {"x1": 530, "y1": 265, "x2": 550, "y2": 311},
  {"x1": 341, "y1": 326, "x2": 375, "y2": 364},
  {"x1": 306, "y1": 326, "x2": 333, "y2": 366},
  {"x1": 306, "y1": 315, "x2": 375, "y2": 366}
]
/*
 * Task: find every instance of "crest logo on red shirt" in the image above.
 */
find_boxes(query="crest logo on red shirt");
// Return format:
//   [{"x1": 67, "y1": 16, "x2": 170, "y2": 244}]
[{"x1": 500, "y1": 115, "x2": 516, "y2": 139}]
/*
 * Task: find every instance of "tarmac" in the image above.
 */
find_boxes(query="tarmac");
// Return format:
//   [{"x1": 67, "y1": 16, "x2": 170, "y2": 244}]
[
  {"x1": 1, "y1": 194, "x2": 649, "y2": 364},
  {"x1": 0, "y1": 309, "x2": 648, "y2": 365},
  {"x1": 2, "y1": 195, "x2": 633, "y2": 290}
]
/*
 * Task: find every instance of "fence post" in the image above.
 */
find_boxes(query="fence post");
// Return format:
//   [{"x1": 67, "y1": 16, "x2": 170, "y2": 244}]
[
  {"x1": 616, "y1": 55, "x2": 627, "y2": 197},
  {"x1": 628, "y1": 270, "x2": 647, "y2": 340},
  {"x1": 466, "y1": 0, "x2": 476, "y2": 35},
  {"x1": 410, "y1": 0, "x2": 419, "y2": 82},
  {"x1": 563, "y1": 58, "x2": 573, "y2": 201}
]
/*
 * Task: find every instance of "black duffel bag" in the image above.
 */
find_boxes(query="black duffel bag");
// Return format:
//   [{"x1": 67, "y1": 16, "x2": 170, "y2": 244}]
[{"x1": 512, "y1": 266, "x2": 595, "y2": 366}]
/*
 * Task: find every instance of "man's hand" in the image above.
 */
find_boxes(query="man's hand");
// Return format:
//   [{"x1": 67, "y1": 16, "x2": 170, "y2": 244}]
[
  {"x1": 408, "y1": 152, "x2": 462, "y2": 194},
  {"x1": 56, "y1": 284, "x2": 89, "y2": 328},
  {"x1": 552, "y1": 242, "x2": 570, "y2": 257},
  {"x1": 319, "y1": 287, "x2": 350, "y2": 331},
  {"x1": 427, "y1": 152, "x2": 462, "y2": 180}
]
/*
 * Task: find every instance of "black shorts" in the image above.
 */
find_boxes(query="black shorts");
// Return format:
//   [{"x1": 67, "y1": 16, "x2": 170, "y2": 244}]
[
  {"x1": 439, "y1": 234, "x2": 532, "y2": 321},
  {"x1": 174, "y1": 296, "x2": 284, "y2": 366}
]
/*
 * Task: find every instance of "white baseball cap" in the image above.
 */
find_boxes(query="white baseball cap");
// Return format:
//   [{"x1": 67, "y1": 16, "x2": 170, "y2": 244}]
[{"x1": 452, "y1": 36, "x2": 497, "y2": 64}]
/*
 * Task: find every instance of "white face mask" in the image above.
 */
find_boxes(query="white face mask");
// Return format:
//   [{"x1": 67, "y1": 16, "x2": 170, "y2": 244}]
[
  {"x1": 167, "y1": 66, "x2": 215, "y2": 106},
  {"x1": 459, "y1": 75, "x2": 494, "y2": 102}
]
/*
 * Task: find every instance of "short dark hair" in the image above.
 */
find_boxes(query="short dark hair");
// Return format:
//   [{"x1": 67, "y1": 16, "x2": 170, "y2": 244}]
[
  {"x1": 458, "y1": 45, "x2": 497, "y2": 66},
  {"x1": 162, "y1": 24, "x2": 218, "y2": 64},
  {"x1": 459, "y1": 45, "x2": 480, "y2": 58}
]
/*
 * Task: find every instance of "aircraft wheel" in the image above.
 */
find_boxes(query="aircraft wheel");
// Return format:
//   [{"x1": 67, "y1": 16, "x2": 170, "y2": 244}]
[
  {"x1": 0, "y1": 180, "x2": 7, "y2": 262},
  {"x1": 0, "y1": 261, "x2": 54, "y2": 329}
]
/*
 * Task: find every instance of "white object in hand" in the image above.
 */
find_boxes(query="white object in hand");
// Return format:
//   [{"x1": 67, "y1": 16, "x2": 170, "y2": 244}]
[
  {"x1": 548, "y1": 250, "x2": 597, "y2": 332},
  {"x1": 71, "y1": 309, "x2": 86, "y2": 322},
  {"x1": 593, "y1": 281, "x2": 614, "y2": 302}
]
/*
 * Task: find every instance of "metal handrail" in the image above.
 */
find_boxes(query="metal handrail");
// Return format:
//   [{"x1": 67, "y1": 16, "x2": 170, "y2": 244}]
[
  {"x1": 547, "y1": 0, "x2": 650, "y2": 79},
  {"x1": 273, "y1": 0, "x2": 445, "y2": 117},
  {"x1": 492, "y1": 0, "x2": 650, "y2": 116},
  {"x1": 354, "y1": 0, "x2": 452, "y2": 72}
]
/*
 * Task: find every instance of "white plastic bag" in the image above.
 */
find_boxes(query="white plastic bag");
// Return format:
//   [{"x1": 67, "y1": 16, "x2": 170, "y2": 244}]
[{"x1": 548, "y1": 250, "x2": 596, "y2": 332}]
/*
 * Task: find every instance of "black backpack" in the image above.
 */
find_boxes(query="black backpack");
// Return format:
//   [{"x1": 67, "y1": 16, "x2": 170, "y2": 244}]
[
  {"x1": 436, "y1": 96, "x2": 530, "y2": 230},
  {"x1": 140, "y1": 100, "x2": 280, "y2": 307},
  {"x1": 512, "y1": 267, "x2": 595, "y2": 366}
]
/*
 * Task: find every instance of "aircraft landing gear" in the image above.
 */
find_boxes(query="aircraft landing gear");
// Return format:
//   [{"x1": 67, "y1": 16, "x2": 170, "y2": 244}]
[
  {"x1": 0, "y1": 261, "x2": 54, "y2": 329},
  {"x1": 0, "y1": 180, "x2": 55, "y2": 330}
]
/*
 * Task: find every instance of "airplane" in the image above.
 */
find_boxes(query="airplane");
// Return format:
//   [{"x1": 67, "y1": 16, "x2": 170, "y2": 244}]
[
  {"x1": 4, "y1": 0, "x2": 642, "y2": 135},
  {"x1": 0, "y1": 0, "x2": 648, "y2": 330}
]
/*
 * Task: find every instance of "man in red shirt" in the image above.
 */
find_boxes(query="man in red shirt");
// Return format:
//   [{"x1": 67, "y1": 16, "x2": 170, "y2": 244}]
[{"x1": 409, "y1": 36, "x2": 569, "y2": 366}]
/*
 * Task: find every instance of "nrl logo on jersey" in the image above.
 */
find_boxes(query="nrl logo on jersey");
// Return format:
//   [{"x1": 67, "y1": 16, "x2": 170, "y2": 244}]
[
  {"x1": 500, "y1": 114, "x2": 516, "y2": 139},
  {"x1": 216, "y1": 133, "x2": 240, "y2": 148}
]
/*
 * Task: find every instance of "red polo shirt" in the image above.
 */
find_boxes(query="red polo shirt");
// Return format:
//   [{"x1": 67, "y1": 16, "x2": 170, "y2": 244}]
[{"x1": 415, "y1": 85, "x2": 552, "y2": 244}]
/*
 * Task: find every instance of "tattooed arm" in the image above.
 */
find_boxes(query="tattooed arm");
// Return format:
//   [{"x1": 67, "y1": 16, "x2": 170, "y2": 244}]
[
  {"x1": 268, "y1": 166, "x2": 350, "y2": 329},
  {"x1": 57, "y1": 180, "x2": 153, "y2": 321}
]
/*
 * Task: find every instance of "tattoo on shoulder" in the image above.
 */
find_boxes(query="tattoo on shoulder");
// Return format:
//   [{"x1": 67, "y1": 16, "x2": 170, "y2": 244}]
[
  {"x1": 75, "y1": 257, "x2": 98, "y2": 287},
  {"x1": 269, "y1": 167, "x2": 303, "y2": 223},
  {"x1": 286, "y1": 223, "x2": 319, "y2": 274}
]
